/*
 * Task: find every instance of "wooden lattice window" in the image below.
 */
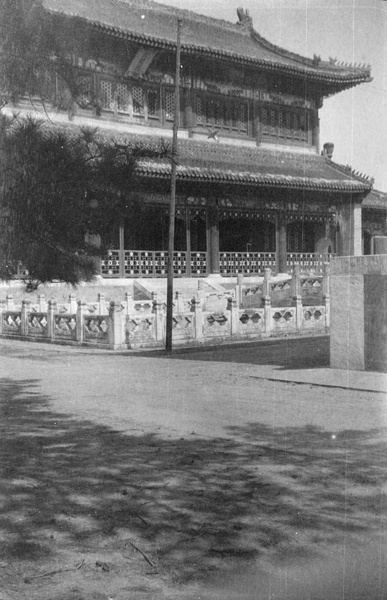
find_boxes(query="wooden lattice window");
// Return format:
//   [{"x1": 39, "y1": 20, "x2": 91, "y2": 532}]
[
  {"x1": 132, "y1": 86, "x2": 144, "y2": 116},
  {"x1": 165, "y1": 90, "x2": 175, "y2": 121},
  {"x1": 100, "y1": 79, "x2": 113, "y2": 110},
  {"x1": 260, "y1": 105, "x2": 309, "y2": 144},
  {"x1": 196, "y1": 93, "x2": 248, "y2": 135},
  {"x1": 148, "y1": 88, "x2": 160, "y2": 118},
  {"x1": 116, "y1": 83, "x2": 130, "y2": 114},
  {"x1": 98, "y1": 79, "x2": 160, "y2": 120}
]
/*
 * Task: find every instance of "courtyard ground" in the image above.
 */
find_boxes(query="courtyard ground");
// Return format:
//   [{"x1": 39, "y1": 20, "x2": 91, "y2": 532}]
[{"x1": 0, "y1": 335, "x2": 386, "y2": 600}]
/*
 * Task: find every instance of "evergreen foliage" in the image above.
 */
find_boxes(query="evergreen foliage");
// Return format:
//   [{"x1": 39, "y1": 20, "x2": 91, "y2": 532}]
[
  {"x1": 0, "y1": 1, "x2": 170, "y2": 290},
  {"x1": 0, "y1": 115, "x2": 169, "y2": 290}
]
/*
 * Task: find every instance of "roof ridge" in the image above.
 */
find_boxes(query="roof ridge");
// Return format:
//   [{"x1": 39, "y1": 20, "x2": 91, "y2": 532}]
[
  {"x1": 118, "y1": 1, "x2": 371, "y2": 73},
  {"x1": 111, "y1": 0, "x2": 251, "y2": 34},
  {"x1": 326, "y1": 159, "x2": 374, "y2": 184}
]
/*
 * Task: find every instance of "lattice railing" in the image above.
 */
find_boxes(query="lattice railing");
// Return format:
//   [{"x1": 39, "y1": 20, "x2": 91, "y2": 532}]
[
  {"x1": 101, "y1": 251, "x2": 207, "y2": 278},
  {"x1": 220, "y1": 252, "x2": 276, "y2": 276},
  {"x1": 287, "y1": 253, "x2": 334, "y2": 274},
  {"x1": 101, "y1": 250, "x2": 121, "y2": 277},
  {"x1": 190, "y1": 252, "x2": 207, "y2": 276},
  {"x1": 100, "y1": 250, "x2": 334, "y2": 278}
]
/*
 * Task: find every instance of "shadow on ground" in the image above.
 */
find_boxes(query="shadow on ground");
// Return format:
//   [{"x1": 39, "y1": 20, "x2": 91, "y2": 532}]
[
  {"x1": 0, "y1": 375, "x2": 385, "y2": 599},
  {"x1": 132, "y1": 336, "x2": 330, "y2": 370}
]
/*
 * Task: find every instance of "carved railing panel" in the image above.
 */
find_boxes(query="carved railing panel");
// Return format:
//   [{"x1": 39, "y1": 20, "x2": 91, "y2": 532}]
[
  {"x1": 28, "y1": 312, "x2": 48, "y2": 337},
  {"x1": 271, "y1": 279, "x2": 292, "y2": 307},
  {"x1": 54, "y1": 314, "x2": 77, "y2": 340},
  {"x1": 302, "y1": 306, "x2": 326, "y2": 331},
  {"x1": 241, "y1": 284, "x2": 264, "y2": 309},
  {"x1": 238, "y1": 309, "x2": 265, "y2": 335},
  {"x1": 2, "y1": 312, "x2": 22, "y2": 336},
  {"x1": 203, "y1": 292, "x2": 229, "y2": 314},
  {"x1": 271, "y1": 307, "x2": 296, "y2": 333},
  {"x1": 126, "y1": 315, "x2": 157, "y2": 344},
  {"x1": 172, "y1": 314, "x2": 195, "y2": 341},
  {"x1": 83, "y1": 315, "x2": 110, "y2": 344},
  {"x1": 203, "y1": 312, "x2": 231, "y2": 337},
  {"x1": 300, "y1": 276, "x2": 324, "y2": 305}
]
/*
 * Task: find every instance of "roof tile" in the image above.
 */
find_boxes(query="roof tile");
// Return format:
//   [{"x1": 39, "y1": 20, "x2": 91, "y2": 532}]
[{"x1": 42, "y1": 0, "x2": 371, "y2": 85}]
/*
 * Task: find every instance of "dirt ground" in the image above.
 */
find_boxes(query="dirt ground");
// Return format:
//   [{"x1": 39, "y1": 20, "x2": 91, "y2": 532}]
[{"x1": 0, "y1": 336, "x2": 386, "y2": 600}]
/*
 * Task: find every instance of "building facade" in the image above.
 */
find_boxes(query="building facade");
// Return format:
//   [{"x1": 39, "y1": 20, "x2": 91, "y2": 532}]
[{"x1": 4, "y1": 0, "x2": 374, "y2": 278}]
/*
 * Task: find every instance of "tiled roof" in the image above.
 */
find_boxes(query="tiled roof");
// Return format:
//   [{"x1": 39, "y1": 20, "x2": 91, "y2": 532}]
[
  {"x1": 42, "y1": 0, "x2": 371, "y2": 89},
  {"x1": 362, "y1": 189, "x2": 387, "y2": 210},
  {"x1": 35, "y1": 120, "x2": 372, "y2": 193},
  {"x1": 111, "y1": 131, "x2": 372, "y2": 193}
]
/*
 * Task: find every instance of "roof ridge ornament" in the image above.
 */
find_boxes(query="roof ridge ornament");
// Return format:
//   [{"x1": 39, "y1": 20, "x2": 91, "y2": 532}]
[{"x1": 236, "y1": 7, "x2": 253, "y2": 30}]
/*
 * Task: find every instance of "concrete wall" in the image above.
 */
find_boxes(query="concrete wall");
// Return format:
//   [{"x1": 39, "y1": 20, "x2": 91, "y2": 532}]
[{"x1": 330, "y1": 255, "x2": 387, "y2": 372}]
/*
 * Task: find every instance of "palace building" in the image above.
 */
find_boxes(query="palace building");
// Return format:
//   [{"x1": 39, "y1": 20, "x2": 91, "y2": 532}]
[{"x1": 7, "y1": 0, "x2": 375, "y2": 278}]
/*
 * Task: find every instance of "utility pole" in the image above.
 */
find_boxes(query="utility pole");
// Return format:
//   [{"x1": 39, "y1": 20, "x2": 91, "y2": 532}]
[{"x1": 166, "y1": 17, "x2": 182, "y2": 352}]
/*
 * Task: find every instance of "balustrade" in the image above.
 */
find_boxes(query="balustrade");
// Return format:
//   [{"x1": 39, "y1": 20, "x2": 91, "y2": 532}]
[{"x1": 0, "y1": 266, "x2": 330, "y2": 349}]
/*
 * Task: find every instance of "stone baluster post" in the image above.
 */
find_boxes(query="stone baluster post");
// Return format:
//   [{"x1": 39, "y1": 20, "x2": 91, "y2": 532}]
[
  {"x1": 21, "y1": 300, "x2": 31, "y2": 336},
  {"x1": 98, "y1": 293, "x2": 106, "y2": 315},
  {"x1": 192, "y1": 295, "x2": 203, "y2": 340},
  {"x1": 38, "y1": 294, "x2": 47, "y2": 313},
  {"x1": 227, "y1": 296, "x2": 239, "y2": 336},
  {"x1": 175, "y1": 291, "x2": 183, "y2": 314},
  {"x1": 197, "y1": 279, "x2": 206, "y2": 304},
  {"x1": 322, "y1": 262, "x2": 330, "y2": 330},
  {"x1": 47, "y1": 300, "x2": 57, "y2": 341},
  {"x1": 292, "y1": 264, "x2": 303, "y2": 331},
  {"x1": 69, "y1": 294, "x2": 77, "y2": 314},
  {"x1": 263, "y1": 268, "x2": 272, "y2": 334},
  {"x1": 236, "y1": 273, "x2": 244, "y2": 307},
  {"x1": 76, "y1": 301, "x2": 87, "y2": 343},
  {"x1": 125, "y1": 292, "x2": 134, "y2": 316},
  {"x1": 6, "y1": 295, "x2": 14, "y2": 311},
  {"x1": 108, "y1": 301, "x2": 126, "y2": 349},
  {"x1": 152, "y1": 293, "x2": 164, "y2": 342}
]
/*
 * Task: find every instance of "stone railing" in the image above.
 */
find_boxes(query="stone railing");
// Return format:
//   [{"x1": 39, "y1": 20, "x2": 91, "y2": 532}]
[{"x1": 0, "y1": 265, "x2": 330, "y2": 350}]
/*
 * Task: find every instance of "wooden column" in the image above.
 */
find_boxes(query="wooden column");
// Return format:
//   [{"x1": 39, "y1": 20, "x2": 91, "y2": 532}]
[
  {"x1": 186, "y1": 207, "x2": 191, "y2": 277},
  {"x1": 119, "y1": 220, "x2": 125, "y2": 278},
  {"x1": 207, "y1": 206, "x2": 220, "y2": 275},
  {"x1": 312, "y1": 110, "x2": 320, "y2": 153},
  {"x1": 277, "y1": 213, "x2": 287, "y2": 274}
]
